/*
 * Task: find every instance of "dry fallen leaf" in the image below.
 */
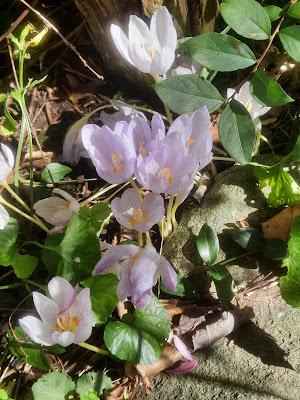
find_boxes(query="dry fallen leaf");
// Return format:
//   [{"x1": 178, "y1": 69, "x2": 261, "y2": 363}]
[{"x1": 262, "y1": 205, "x2": 300, "y2": 241}]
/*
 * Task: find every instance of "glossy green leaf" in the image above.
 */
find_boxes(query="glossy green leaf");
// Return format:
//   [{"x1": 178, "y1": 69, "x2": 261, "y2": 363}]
[
  {"x1": 209, "y1": 265, "x2": 234, "y2": 307},
  {"x1": 220, "y1": 0, "x2": 271, "y2": 40},
  {"x1": 219, "y1": 100, "x2": 256, "y2": 164},
  {"x1": 153, "y1": 75, "x2": 224, "y2": 114},
  {"x1": 12, "y1": 253, "x2": 38, "y2": 279},
  {"x1": 264, "y1": 5, "x2": 283, "y2": 22},
  {"x1": 196, "y1": 223, "x2": 219, "y2": 265},
  {"x1": 82, "y1": 275, "x2": 118, "y2": 324},
  {"x1": 183, "y1": 33, "x2": 256, "y2": 72},
  {"x1": 32, "y1": 372, "x2": 75, "y2": 400},
  {"x1": 288, "y1": 1, "x2": 300, "y2": 19},
  {"x1": 76, "y1": 371, "x2": 112, "y2": 399},
  {"x1": 41, "y1": 163, "x2": 72, "y2": 183},
  {"x1": 280, "y1": 217, "x2": 300, "y2": 307},
  {"x1": 279, "y1": 25, "x2": 300, "y2": 63},
  {"x1": 230, "y1": 227, "x2": 264, "y2": 251},
  {"x1": 250, "y1": 69, "x2": 294, "y2": 107},
  {"x1": 249, "y1": 162, "x2": 300, "y2": 207},
  {"x1": 0, "y1": 218, "x2": 18, "y2": 266}
]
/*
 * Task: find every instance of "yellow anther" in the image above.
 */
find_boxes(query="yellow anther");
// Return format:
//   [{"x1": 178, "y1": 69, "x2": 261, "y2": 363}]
[
  {"x1": 158, "y1": 168, "x2": 174, "y2": 185},
  {"x1": 129, "y1": 208, "x2": 149, "y2": 226},
  {"x1": 111, "y1": 152, "x2": 124, "y2": 173},
  {"x1": 54, "y1": 315, "x2": 79, "y2": 333}
]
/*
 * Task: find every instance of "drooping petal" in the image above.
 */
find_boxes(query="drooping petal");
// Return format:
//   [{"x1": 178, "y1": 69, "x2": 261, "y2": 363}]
[
  {"x1": 173, "y1": 336, "x2": 193, "y2": 361},
  {"x1": 48, "y1": 277, "x2": 77, "y2": 312},
  {"x1": 52, "y1": 331, "x2": 75, "y2": 347},
  {"x1": 157, "y1": 254, "x2": 177, "y2": 292},
  {"x1": 0, "y1": 204, "x2": 9, "y2": 229},
  {"x1": 19, "y1": 316, "x2": 55, "y2": 346},
  {"x1": 110, "y1": 24, "x2": 133, "y2": 66},
  {"x1": 33, "y1": 197, "x2": 72, "y2": 226},
  {"x1": 93, "y1": 244, "x2": 138, "y2": 275},
  {"x1": 32, "y1": 292, "x2": 59, "y2": 326}
]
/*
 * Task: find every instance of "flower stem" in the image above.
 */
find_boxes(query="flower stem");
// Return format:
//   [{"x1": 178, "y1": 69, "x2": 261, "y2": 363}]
[
  {"x1": 145, "y1": 231, "x2": 152, "y2": 245},
  {"x1": 0, "y1": 283, "x2": 23, "y2": 290},
  {"x1": 151, "y1": 74, "x2": 173, "y2": 124},
  {"x1": 78, "y1": 342, "x2": 109, "y2": 356},
  {"x1": 138, "y1": 232, "x2": 144, "y2": 247},
  {"x1": 166, "y1": 195, "x2": 175, "y2": 235},
  {"x1": 2, "y1": 181, "x2": 30, "y2": 211},
  {"x1": 23, "y1": 279, "x2": 46, "y2": 291},
  {"x1": 171, "y1": 197, "x2": 180, "y2": 231}
]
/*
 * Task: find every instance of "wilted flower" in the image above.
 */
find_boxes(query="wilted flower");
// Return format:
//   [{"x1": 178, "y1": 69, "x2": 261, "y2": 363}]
[
  {"x1": 19, "y1": 277, "x2": 92, "y2": 346},
  {"x1": 0, "y1": 204, "x2": 9, "y2": 229},
  {"x1": 111, "y1": 188, "x2": 164, "y2": 232},
  {"x1": 82, "y1": 122, "x2": 136, "y2": 184},
  {"x1": 93, "y1": 244, "x2": 177, "y2": 308},
  {"x1": 168, "y1": 336, "x2": 198, "y2": 374},
  {"x1": 0, "y1": 143, "x2": 14, "y2": 183},
  {"x1": 100, "y1": 100, "x2": 146, "y2": 130},
  {"x1": 227, "y1": 82, "x2": 270, "y2": 131},
  {"x1": 33, "y1": 188, "x2": 80, "y2": 230},
  {"x1": 110, "y1": 6, "x2": 177, "y2": 75},
  {"x1": 135, "y1": 132, "x2": 199, "y2": 196}
]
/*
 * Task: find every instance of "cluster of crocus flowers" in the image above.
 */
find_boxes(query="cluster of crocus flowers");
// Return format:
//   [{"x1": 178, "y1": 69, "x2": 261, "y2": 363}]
[
  {"x1": 93, "y1": 244, "x2": 177, "y2": 308},
  {"x1": 19, "y1": 277, "x2": 92, "y2": 347}
]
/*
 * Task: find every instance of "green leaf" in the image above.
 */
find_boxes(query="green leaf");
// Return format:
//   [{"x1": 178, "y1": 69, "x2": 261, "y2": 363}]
[
  {"x1": 219, "y1": 100, "x2": 256, "y2": 165},
  {"x1": 230, "y1": 227, "x2": 264, "y2": 251},
  {"x1": 153, "y1": 75, "x2": 224, "y2": 114},
  {"x1": 84, "y1": 202, "x2": 111, "y2": 231},
  {"x1": 76, "y1": 371, "x2": 112, "y2": 399},
  {"x1": 41, "y1": 163, "x2": 72, "y2": 183},
  {"x1": 82, "y1": 275, "x2": 119, "y2": 324},
  {"x1": 279, "y1": 25, "x2": 300, "y2": 63},
  {"x1": 104, "y1": 297, "x2": 170, "y2": 364},
  {"x1": 209, "y1": 265, "x2": 234, "y2": 307},
  {"x1": 183, "y1": 33, "x2": 256, "y2": 72},
  {"x1": 264, "y1": 5, "x2": 283, "y2": 22},
  {"x1": 280, "y1": 217, "x2": 300, "y2": 307},
  {"x1": 196, "y1": 223, "x2": 219, "y2": 265},
  {"x1": 0, "y1": 218, "x2": 18, "y2": 266},
  {"x1": 0, "y1": 389, "x2": 8, "y2": 400},
  {"x1": 160, "y1": 274, "x2": 201, "y2": 299},
  {"x1": 32, "y1": 372, "x2": 75, "y2": 400},
  {"x1": 288, "y1": 1, "x2": 300, "y2": 19},
  {"x1": 220, "y1": 0, "x2": 271, "y2": 40},
  {"x1": 248, "y1": 163, "x2": 300, "y2": 207},
  {"x1": 263, "y1": 238, "x2": 287, "y2": 261},
  {"x1": 12, "y1": 253, "x2": 38, "y2": 279},
  {"x1": 0, "y1": 97, "x2": 17, "y2": 137},
  {"x1": 250, "y1": 69, "x2": 294, "y2": 107}
]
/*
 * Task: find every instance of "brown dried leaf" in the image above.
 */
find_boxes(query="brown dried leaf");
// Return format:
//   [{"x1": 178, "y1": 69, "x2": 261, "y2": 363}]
[{"x1": 262, "y1": 205, "x2": 300, "y2": 241}]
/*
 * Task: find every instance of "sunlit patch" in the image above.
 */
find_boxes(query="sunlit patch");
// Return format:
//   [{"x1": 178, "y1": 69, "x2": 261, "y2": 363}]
[
  {"x1": 158, "y1": 168, "x2": 174, "y2": 185},
  {"x1": 245, "y1": 101, "x2": 253, "y2": 113},
  {"x1": 111, "y1": 152, "x2": 124, "y2": 173},
  {"x1": 129, "y1": 208, "x2": 149, "y2": 226},
  {"x1": 54, "y1": 315, "x2": 79, "y2": 333}
]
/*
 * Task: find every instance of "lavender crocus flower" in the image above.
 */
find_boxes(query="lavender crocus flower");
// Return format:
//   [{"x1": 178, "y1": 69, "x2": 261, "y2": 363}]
[
  {"x1": 135, "y1": 132, "x2": 199, "y2": 196},
  {"x1": 111, "y1": 188, "x2": 164, "y2": 232},
  {"x1": 81, "y1": 122, "x2": 136, "y2": 184},
  {"x1": 93, "y1": 244, "x2": 177, "y2": 308},
  {"x1": 19, "y1": 277, "x2": 92, "y2": 347}
]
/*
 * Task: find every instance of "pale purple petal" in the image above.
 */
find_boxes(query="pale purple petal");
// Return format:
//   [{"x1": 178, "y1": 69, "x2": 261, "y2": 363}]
[
  {"x1": 173, "y1": 336, "x2": 193, "y2": 361},
  {"x1": 32, "y1": 292, "x2": 59, "y2": 325},
  {"x1": 129, "y1": 117, "x2": 152, "y2": 156},
  {"x1": 168, "y1": 358, "x2": 198, "y2": 374},
  {"x1": 19, "y1": 316, "x2": 55, "y2": 346},
  {"x1": 48, "y1": 277, "x2": 76, "y2": 312},
  {"x1": 116, "y1": 258, "x2": 132, "y2": 302},
  {"x1": 93, "y1": 244, "x2": 138, "y2": 275},
  {"x1": 151, "y1": 114, "x2": 165, "y2": 140},
  {"x1": 157, "y1": 254, "x2": 177, "y2": 292},
  {"x1": 0, "y1": 144, "x2": 14, "y2": 182},
  {"x1": 74, "y1": 314, "x2": 93, "y2": 343},
  {"x1": 52, "y1": 331, "x2": 75, "y2": 347}
]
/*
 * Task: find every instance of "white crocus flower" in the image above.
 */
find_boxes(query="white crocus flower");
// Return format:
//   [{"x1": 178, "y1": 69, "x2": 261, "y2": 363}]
[
  {"x1": 0, "y1": 204, "x2": 9, "y2": 229},
  {"x1": 19, "y1": 277, "x2": 92, "y2": 347},
  {"x1": 33, "y1": 188, "x2": 80, "y2": 230},
  {"x1": 110, "y1": 6, "x2": 177, "y2": 75},
  {"x1": 227, "y1": 82, "x2": 271, "y2": 132},
  {"x1": 0, "y1": 143, "x2": 14, "y2": 183}
]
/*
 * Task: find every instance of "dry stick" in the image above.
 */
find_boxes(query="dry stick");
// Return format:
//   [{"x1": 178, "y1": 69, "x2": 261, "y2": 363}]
[{"x1": 18, "y1": 0, "x2": 104, "y2": 81}]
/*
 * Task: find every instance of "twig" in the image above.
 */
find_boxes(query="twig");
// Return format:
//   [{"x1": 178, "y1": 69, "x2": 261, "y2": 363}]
[{"x1": 18, "y1": 0, "x2": 104, "y2": 81}]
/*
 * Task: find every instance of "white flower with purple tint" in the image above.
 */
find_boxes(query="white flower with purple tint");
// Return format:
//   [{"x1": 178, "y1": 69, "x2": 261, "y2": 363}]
[
  {"x1": 100, "y1": 100, "x2": 147, "y2": 130},
  {"x1": 111, "y1": 188, "x2": 164, "y2": 232},
  {"x1": 93, "y1": 244, "x2": 177, "y2": 308},
  {"x1": 130, "y1": 114, "x2": 165, "y2": 156},
  {"x1": 33, "y1": 188, "x2": 80, "y2": 230},
  {"x1": 19, "y1": 277, "x2": 92, "y2": 347},
  {"x1": 168, "y1": 106, "x2": 212, "y2": 167},
  {"x1": 61, "y1": 116, "x2": 90, "y2": 165},
  {"x1": 135, "y1": 132, "x2": 199, "y2": 196},
  {"x1": 0, "y1": 143, "x2": 14, "y2": 183},
  {"x1": 0, "y1": 204, "x2": 9, "y2": 229},
  {"x1": 81, "y1": 122, "x2": 136, "y2": 184},
  {"x1": 110, "y1": 6, "x2": 177, "y2": 75}
]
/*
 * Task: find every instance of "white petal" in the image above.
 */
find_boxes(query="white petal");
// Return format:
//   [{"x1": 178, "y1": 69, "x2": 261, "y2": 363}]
[
  {"x1": 33, "y1": 197, "x2": 72, "y2": 226},
  {"x1": 227, "y1": 88, "x2": 236, "y2": 99},
  {"x1": 110, "y1": 24, "x2": 134, "y2": 66},
  {"x1": 128, "y1": 15, "x2": 152, "y2": 45},
  {"x1": 74, "y1": 314, "x2": 93, "y2": 343},
  {"x1": 1, "y1": 143, "x2": 14, "y2": 169},
  {"x1": 48, "y1": 277, "x2": 76, "y2": 312},
  {"x1": 150, "y1": 6, "x2": 177, "y2": 51},
  {"x1": 33, "y1": 292, "x2": 59, "y2": 325},
  {"x1": 52, "y1": 331, "x2": 75, "y2": 347},
  {"x1": 73, "y1": 288, "x2": 92, "y2": 319},
  {"x1": 19, "y1": 316, "x2": 55, "y2": 346},
  {"x1": 128, "y1": 42, "x2": 152, "y2": 73},
  {"x1": 61, "y1": 116, "x2": 90, "y2": 165},
  {"x1": 0, "y1": 204, "x2": 9, "y2": 229}
]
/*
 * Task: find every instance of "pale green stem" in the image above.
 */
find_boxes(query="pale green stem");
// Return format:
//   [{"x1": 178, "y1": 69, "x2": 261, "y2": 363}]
[
  {"x1": 0, "y1": 283, "x2": 23, "y2": 290},
  {"x1": 221, "y1": 25, "x2": 231, "y2": 34},
  {"x1": 0, "y1": 197, "x2": 49, "y2": 233},
  {"x1": 212, "y1": 156, "x2": 235, "y2": 162},
  {"x1": 151, "y1": 74, "x2": 173, "y2": 124},
  {"x1": 104, "y1": 182, "x2": 129, "y2": 203},
  {"x1": 14, "y1": 113, "x2": 26, "y2": 192},
  {"x1": 145, "y1": 231, "x2": 152, "y2": 245},
  {"x1": 254, "y1": 129, "x2": 262, "y2": 156},
  {"x1": 78, "y1": 342, "x2": 109, "y2": 356},
  {"x1": 2, "y1": 181, "x2": 30, "y2": 211},
  {"x1": 129, "y1": 178, "x2": 143, "y2": 201},
  {"x1": 80, "y1": 183, "x2": 116, "y2": 207},
  {"x1": 138, "y1": 232, "x2": 144, "y2": 247},
  {"x1": 171, "y1": 197, "x2": 180, "y2": 231},
  {"x1": 23, "y1": 279, "x2": 46, "y2": 291},
  {"x1": 209, "y1": 71, "x2": 218, "y2": 83}
]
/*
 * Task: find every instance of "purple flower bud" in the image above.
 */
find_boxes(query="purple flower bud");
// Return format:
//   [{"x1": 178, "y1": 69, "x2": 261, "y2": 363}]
[
  {"x1": 81, "y1": 122, "x2": 136, "y2": 184},
  {"x1": 111, "y1": 188, "x2": 165, "y2": 232},
  {"x1": 93, "y1": 244, "x2": 177, "y2": 308}
]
